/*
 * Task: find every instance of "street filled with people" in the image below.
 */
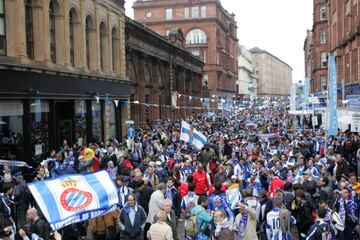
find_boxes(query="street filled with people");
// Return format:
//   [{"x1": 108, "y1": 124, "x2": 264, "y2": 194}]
[{"x1": 0, "y1": 102, "x2": 360, "y2": 240}]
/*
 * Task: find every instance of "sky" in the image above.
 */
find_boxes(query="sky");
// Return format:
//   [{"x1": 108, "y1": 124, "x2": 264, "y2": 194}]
[{"x1": 125, "y1": 0, "x2": 313, "y2": 82}]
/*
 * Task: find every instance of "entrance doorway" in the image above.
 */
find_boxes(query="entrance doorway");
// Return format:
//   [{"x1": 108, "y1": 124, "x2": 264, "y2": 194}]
[{"x1": 55, "y1": 101, "x2": 74, "y2": 146}]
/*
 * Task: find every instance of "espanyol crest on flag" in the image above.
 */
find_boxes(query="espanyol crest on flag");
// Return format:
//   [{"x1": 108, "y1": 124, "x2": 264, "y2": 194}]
[
  {"x1": 180, "y1": 121, "x2": 207, "y2": 150},
  {"x1": 28, "y1": 171, "x2": 119, "y2": 230}
]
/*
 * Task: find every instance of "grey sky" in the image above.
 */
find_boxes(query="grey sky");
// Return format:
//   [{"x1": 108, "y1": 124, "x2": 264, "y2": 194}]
[{"x1": 125, "y1": 0, "x2": 313, "y2": 83}]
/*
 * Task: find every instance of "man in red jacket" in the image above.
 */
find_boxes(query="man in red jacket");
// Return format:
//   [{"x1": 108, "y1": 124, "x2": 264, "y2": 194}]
[
  {"x1": 267, "y1": 170, "x2": 285, "y2": 198},
  {"x1": 192, "y1": 163, "x2": 210, "y2": 196}
]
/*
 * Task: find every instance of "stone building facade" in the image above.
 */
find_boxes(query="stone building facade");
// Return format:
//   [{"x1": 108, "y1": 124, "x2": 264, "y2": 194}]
[
  {"x1": 126, "y1": 18, "x2": 204, "y2": 128},
  {"x1": 132, "y1": 0, "x2": 238, "y2": 99},
  {"x1": 237, "y1": 45, "x2": 258, "y2": 99},
  {"x1": 0, "y1": 0, "x2": 130, "y2": 161},
  {"x1": 250, "y1": 47, "x2": 292, "y2": 96}
]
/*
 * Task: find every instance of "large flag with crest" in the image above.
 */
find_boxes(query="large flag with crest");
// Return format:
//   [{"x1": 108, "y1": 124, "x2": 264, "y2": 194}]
[
  {"x1": 28, "y1": 170, "x2": 119, "y2": 230},
  {"x1": 180, "y1": 121, "x2": 207, "y2": 149}
]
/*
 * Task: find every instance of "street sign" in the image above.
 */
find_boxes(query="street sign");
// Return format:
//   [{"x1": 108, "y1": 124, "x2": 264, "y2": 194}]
[{"x1": 127, "y1": 126, "x2": 135, "y2": 137}]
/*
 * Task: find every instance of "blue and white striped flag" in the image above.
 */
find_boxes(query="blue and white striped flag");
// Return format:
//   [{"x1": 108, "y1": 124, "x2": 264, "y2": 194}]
[
  {"x1": 28, "y1": 170, "x2": 119, "y2": 230},
  {"x1": 180, "y1": 121, "x2": 207, "y2": 150}
]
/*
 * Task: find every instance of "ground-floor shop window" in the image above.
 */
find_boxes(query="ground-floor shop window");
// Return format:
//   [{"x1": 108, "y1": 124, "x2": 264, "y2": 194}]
[
  {"x1": 0, "y1": 101, "x2": 24, "y2": 160},
  {"x1": 30, "y1": 100, "x2": 49, "y2": 157},
  {"x1": 108, "y1": 101, "x2": 116, "y2": 140},
  {"x1": 91, "y1": 101, "x2": 103, "y2": 143},
  {"x1": 75, "y1": 100, "x2": 87, "y2": 146}
]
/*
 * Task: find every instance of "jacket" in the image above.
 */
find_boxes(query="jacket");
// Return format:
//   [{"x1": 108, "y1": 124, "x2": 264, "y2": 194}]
[
  {"x1": 335, "y1": 160, "x2": 351, "y2": 181},
  {"x1": 119, "y1": 203, "x2": 147, "y2": 238},
  {"x1": 146, "y1": 190, "x2": 165, "y2": 223},
  {"x1": 165, "y1": 187, "x2": 181, "y2": 217},
  {"x1": 147, "y1": 221, "x2": 173, "y2": 240},
  {"x1": 294, "y1": 201, "x2": 314, "y2": 234},
  {"x1": 234, "y1": 206, "x2": 258, "y2": 240},
  {"x1": 166, "y1": 210, "x2": 178, "y2": 240},
  {"x1": 192, "y1": 171, "x2": 210, "y2": 195},
  {"x1": 31, "y1": 217, "x2": 49, "y2": 239}
]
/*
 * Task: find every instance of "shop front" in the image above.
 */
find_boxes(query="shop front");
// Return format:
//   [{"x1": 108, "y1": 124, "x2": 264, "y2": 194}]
[{"x1": 0, "y1": 70, "x2": 131, "y2": 164}]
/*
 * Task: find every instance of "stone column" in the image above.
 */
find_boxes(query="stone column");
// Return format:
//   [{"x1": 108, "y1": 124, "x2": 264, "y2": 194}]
[
  {"x1": 32, "y1": 0, "x2": 45, "y2": 61},
  {"x1": 4, "y1": 0, "x2": 18, "y2": 57},
  {"x1": 138, "y1": 54, "x2": 146, "y2": 127}
]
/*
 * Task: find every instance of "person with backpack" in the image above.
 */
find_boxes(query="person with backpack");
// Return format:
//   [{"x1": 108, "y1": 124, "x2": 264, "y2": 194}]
[
  {"x1": 305, "y1": 208, "x2": 335, "y2": 240},
  {"x1": 186, "y1": 196, "x2": 212, "y2": 240}
]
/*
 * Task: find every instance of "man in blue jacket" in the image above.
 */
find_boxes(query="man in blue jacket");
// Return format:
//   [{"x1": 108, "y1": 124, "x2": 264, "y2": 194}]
[{"x1": 119, "y1": 194, "x2": 147, "y2": 240}]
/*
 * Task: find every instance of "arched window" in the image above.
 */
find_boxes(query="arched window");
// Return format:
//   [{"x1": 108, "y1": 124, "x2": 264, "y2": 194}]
[
  {"x1": 49, "y1": 1, "x2": 56, "y2": 63},
  {"x1": 99, "y1": 22, "x2": 106, "y2": 71},
  {"x1": 85, "y1": 16, "x2": 93, "y2": 69},
  {"x1": 25, "y1": 0, "x2": 34, "y2": 59},
  {"x1": 111, "y1": 27, "x2": 119, "y2": 72},
  {"x1": 186, "y1": 28, "x2": 207, "y2": 45},
  {"x1": 69, "y1": 8, "x2": 76, "y2": 66}
]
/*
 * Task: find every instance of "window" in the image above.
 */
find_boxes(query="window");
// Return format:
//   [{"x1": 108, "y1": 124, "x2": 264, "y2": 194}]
[
  {"x1": 203, "y1": 74, "x2": 208, "y2": 86},
  {"x1": 0, "y1": 101, "x2": 24, "y2": 160},
  {"x1": 49, "y1": 1, "x2": 56, "y2": 63},
  {"x1": 0, "y1": 0, "x2": 5, "y2": 55},
  {"x1": 108, "y1": 102, "x2": 116, "y2": 139},
  {"x1": 166, "y1": 9, "x2": 173, "y2": 20},
  {"x1": 75, "y1": 100, "x2": 87, "y2": 146},
  {"x1": 184, "y1": 7, "x2": 189, "y2": 19},
  {"x1": 186, "y1": 28, "x2": 207, "y2": 44},
  {"x1": 112, "y1": 28, "x2": 118, "y2": 72},
  {"x1": 191, "y1": 49, "x2": 200, "y2": 57},
  {"x1": 320, "y1": 52, "x2": 327, "y2": 68},
  {"x1": 99, "y1": 22, "x2": 106, "y2": 71},
  {"x1": 25, "y1": 0, "x2": 34, "y2": 59},
  {"x1": 201, "y1": 6, "x2": 206, "y2": 18},
  {"x1": 201, "y1": 49, "x2": 206, "y2": 63},
  {"x1": 69, "y1": 9, "x2": 75, "y2": 66},
  {"x1": 91, "y1": 101, "x2": 103, "y2": 143},
  {"x1": 320, "y1": 75, "x2": 327, "y2": 91},
  {"x1": 30, "y1": 100, "x2": 49, "y2": 157},
  {"x1": 320, "y1": 6, "x2": 327, "y2": 21},
  {"x1": 192, "y1": 6, "x2": 199, "y2": 18},
  {"x1": 320, "y1": 29, "x2": 326, "y2": 44},
  {"x1": 85, "y1": 16, "x2": 93, "y2": 69}
]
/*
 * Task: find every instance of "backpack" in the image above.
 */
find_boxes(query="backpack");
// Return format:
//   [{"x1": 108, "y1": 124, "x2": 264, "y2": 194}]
[
  {"x1": 185, "y1": 215, "x2": 199, "y2": 238},
  {"x1": 317, "y1": 222, "x2": 333, "y2": 240}
]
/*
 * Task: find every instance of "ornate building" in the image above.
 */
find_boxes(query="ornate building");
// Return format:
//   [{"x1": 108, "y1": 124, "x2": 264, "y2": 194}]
[
  {"x1": 132, "y1": 0, "x2": 238, "y2": 99},
  {"x1": 0, "y1": 0, "x2": 130, "y2": 161},
  {"x1": 126, "y1": 17, "x2": 204, "y2": 128}
]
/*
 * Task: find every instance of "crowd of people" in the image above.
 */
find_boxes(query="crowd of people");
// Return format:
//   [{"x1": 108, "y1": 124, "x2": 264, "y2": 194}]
[{"x1": 0, "y1": 103, "x2": 359, "y2": 240}]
